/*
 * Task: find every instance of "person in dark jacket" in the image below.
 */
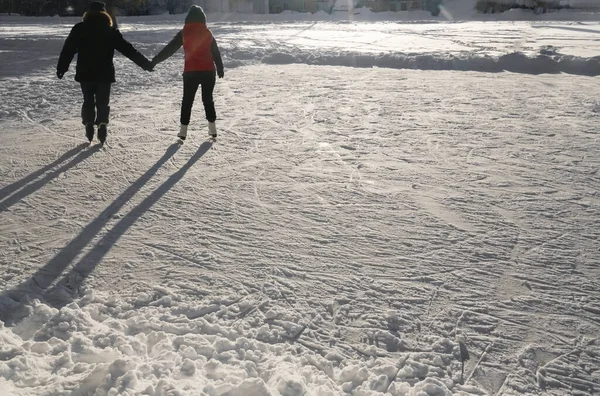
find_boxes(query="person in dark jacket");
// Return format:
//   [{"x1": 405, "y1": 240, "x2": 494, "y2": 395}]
[
  {"x1": 151, "y1": 5, "x2": 224, "y2": 140},
  {"x1": 57, "y1": 1, "x2": 153, "y2": 144}
]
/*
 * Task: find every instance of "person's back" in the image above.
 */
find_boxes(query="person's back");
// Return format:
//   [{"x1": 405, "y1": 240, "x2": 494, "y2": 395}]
[
  {"x1": 57, "y1": 1, "x2": 152, "y2": 144},
  {"x1": 182, "y1": 22, "x2": 215, "y2": 73},
  {"x1": 59, "y1": 6, "x2": 150, "y2": 84},
  {"x1": 71, "y1": 11, "x2": 117, "y2": 83},
  {"x1": 151, "y1": 5, "x2": 224, "y2": 140}
]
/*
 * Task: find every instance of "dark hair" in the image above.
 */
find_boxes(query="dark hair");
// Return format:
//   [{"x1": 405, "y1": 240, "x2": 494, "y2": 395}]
[{"x1": 185, "y1": 5, "x2": 206, "y2": 23}]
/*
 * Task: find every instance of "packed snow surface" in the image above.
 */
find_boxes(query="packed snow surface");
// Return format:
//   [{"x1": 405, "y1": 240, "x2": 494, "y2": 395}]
[{"x1": 0, "y1": 11, "x2": 599, "y2": 396}]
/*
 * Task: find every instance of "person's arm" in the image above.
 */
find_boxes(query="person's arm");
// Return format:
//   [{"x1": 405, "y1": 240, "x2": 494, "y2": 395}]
[
  {"x1": 113, "y1": 29, "x2": 153, "y2": 71},
  {"x1": 56, "y1": 25, "x2": 80, "y2": 78},
  {"x1": 152, "y1": 31, "x2": 183, "y2": 66},
  {"x1": 212, "y1": 37, "x2": 224, "y2": 78}
]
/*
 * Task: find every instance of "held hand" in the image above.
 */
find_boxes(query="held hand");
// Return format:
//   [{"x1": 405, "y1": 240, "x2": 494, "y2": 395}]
[{"x1": 56, "y1": 71, "x2": 64, "y2": 79}]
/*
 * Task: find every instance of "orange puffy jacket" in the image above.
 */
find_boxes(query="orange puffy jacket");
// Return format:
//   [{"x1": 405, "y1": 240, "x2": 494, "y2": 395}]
[
  {"x1": 152, "y1": 23, "x2": 224, "y2": 75},
  {"x1": 183, "y1": 22, "x2": 215, "y2": 72}
]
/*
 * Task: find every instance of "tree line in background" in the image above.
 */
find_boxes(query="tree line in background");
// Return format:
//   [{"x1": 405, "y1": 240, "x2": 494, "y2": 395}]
[
  {"x1": 1, "y1": 0, "x2": 597, "y2": 16},
  {"x1": 475, "y1": 1, "x2": 582, "y2": 14},
  {"x1": 0, "y1": 0, "x2": 194, "y2": 16}
]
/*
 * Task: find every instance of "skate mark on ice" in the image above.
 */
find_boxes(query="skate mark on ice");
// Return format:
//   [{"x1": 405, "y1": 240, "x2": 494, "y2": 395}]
[
  {"x1": 139, "y1": 241, "x2": 216, "y2": 271},
  {"x1": 455, "y1": 306, "x2": 572, "y2": 346},
  {"x1": 98, "y1": 140, "x2": 136, "y2": 185},
  {"x1": 465, "y1": 342, "x2": 493, "y2": 385},
  {"x1": 413, "y1": 195, "x2": 476, "y2": 232},
  {"x1": 20, "y1": 109, "x2": 82, "y2": 142},
  {"x1": 231, "y1": 296, "x2": 268, "y2": 325}
]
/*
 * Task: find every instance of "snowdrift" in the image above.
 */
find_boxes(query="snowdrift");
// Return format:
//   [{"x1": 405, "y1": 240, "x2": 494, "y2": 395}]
[{"x1": 254, "y1": 48, "x2": 600, "y2": 75}]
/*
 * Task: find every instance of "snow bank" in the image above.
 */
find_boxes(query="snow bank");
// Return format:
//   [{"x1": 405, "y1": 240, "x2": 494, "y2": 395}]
[
  {"x1": 0, "y1": 290, "x2": 470, "y2": 395},
  {"x1": 248, "y1": 47, "x2": 600, "y2": 75},
  {"x1": 1, "y1": 19, "x2": 599, "y2": 78}
]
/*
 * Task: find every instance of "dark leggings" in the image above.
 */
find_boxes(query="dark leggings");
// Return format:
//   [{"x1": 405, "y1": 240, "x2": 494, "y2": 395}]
[
  {"x1": 181, "y1": 71, "x2": 216, "y2": 125},
  {"x1": 81, "y1": 82, "x2": 111, "y2": 125}
]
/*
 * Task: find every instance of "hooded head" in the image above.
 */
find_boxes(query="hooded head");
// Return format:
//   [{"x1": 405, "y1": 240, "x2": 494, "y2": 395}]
[
  {"x1": 83, "y1": 1, "x2": 113, "y2": 27},
  {"x1": 185, "y1": 5, "x2": 207, "y2": 24},
  {"x1": 89, "y1": 1, "x2": 106, "y2": 12}
]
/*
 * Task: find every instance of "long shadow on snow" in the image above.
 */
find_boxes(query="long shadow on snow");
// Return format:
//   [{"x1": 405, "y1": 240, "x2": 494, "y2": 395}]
[
  {"x1": 0, "y1": 142, "x2": 187, "y2": 324},
  {"x1": 0, "y1": 143, "x2": 95, "y2": 211},
  {"x1": 46, "y1": 141, "x2": 213, "y2": 308}
]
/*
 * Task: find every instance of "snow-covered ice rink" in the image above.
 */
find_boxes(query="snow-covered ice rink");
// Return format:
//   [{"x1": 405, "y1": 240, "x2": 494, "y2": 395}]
[{"x1": 1, "y1": 11, "x2": 599, "y2": 396}]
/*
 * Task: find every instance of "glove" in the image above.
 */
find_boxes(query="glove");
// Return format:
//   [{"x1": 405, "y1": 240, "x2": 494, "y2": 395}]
[
  {"x1": 56, "y1": 70, "x2": 65, "y2": 79},
  {"x1": 217, "y1": 70, "x2": 224, "y2": 79},
  {"x1": 144, "y1": 62, "x2": 154, "y2": 72}
]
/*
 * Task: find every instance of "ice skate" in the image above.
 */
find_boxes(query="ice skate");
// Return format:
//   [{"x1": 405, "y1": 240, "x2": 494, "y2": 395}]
[
  {"x1": 97, "y1": 123, "x2": 107, "y2": 144},
  {"x1": 208, "y1": 122, "x2": 217, "y2": 138},
  {"x1": 178, "y1": 124, "x2": 188, "y2": 141},
  {"x1": 85, "y1": 123, "x2": 95, "y2": 142}
]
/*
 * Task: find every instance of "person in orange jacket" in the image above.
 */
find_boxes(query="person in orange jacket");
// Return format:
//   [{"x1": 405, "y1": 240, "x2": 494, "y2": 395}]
[{"x1": 151, "y1": 5, "x2": 224, "y2": 140}]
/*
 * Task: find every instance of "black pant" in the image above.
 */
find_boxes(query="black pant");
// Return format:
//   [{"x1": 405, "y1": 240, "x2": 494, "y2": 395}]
[
  {"x1": 181, "y1": 71, "x2": 216, "y2": 125},
  {"x1": 81, "y1": 82, "x2": 111, "y2": 125}
]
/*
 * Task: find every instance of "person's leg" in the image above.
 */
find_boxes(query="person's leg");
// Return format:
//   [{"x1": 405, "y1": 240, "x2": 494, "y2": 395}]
[
  {"x1": 80, "y1": 83, "x2": 96, "y2": 125},
  {"x1": 180, "y1": 74, "x2": 201, "y2": 126},
  {"x1": 200, "y1": 71, "x2": 217, "y2": 123},
  {"x1": 95, "y1": 83, "x2": 111, "y2": 125},
  {"x1": 199, "y1": 71, "x2": 217, "y2": 137},
  {"x1": 95, "y1": 83, "x2": 111, "y2": 144},
  {"x1": 81, "y1": 83, "x2": 97, "y2": 141}
]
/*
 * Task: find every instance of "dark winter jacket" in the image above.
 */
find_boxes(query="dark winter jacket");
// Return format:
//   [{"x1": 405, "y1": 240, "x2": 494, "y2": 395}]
[
  {"x1": 57, "y1": 10, "x2": 152, "y2": 83},
  {"x1": 152, "y1": 25, "x2": 223, "y2": 76}
]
